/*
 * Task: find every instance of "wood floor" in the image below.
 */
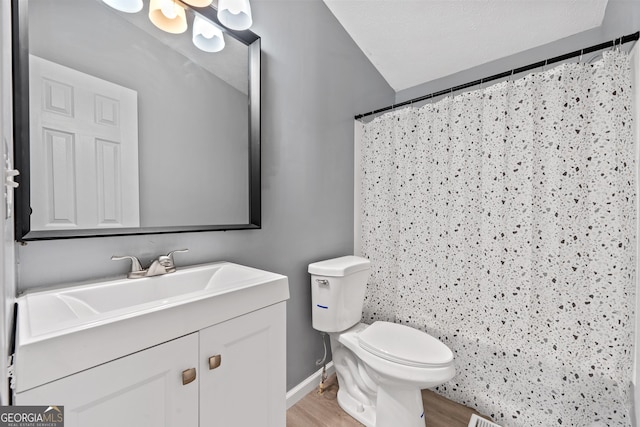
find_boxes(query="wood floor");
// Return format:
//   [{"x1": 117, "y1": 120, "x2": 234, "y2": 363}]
[{"x1": 287, "y1": 374, "x2": 489, "y2": 427}]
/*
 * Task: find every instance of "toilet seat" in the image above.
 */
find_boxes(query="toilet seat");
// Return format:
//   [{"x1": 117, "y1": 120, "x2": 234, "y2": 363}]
[{"x1": 358, "y1": 321, "x2": 453, "y2": 368}]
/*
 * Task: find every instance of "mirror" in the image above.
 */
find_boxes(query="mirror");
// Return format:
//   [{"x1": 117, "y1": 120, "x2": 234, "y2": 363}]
[{"x1": 12, "y1": 0, "x2": 261, "y2": 240}]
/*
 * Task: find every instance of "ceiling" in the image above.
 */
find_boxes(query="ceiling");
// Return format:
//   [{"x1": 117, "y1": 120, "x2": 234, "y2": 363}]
[{"x1": 323, "y1": 0, "x2": 609, "y2": 92}]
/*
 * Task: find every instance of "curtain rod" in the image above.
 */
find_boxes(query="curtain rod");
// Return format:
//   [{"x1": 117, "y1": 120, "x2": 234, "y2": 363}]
[{"x1": 355, "y1": 31, "x2": 640, "y2": 121}]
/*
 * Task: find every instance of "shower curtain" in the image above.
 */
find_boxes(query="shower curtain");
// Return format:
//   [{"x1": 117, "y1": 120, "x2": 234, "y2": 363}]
[{"x1": 359, "y1": 50, "x2": 635, "y2": 426}]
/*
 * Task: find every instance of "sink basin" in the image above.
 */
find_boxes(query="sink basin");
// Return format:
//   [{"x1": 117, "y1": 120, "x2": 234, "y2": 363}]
[
  {"x1": 14, "y1": 262, "x2": 289, "y2": 392},
  {"x1": 23, "y1": 263, "x2": 274, "y2": 335}
]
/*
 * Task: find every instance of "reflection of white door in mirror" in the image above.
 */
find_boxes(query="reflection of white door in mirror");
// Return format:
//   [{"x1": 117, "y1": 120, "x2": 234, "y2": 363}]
[{"x1": 29, "y1": 55, "x2": 140, "y2": 230}]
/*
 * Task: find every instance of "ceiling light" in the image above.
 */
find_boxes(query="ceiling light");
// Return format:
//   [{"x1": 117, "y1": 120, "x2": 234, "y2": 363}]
[
  {"x1": 149, "y1": 0, "x2": 188, "y2": 34},
  {"x1": 193, "y1": 15, "x2": 225, "y2": 53},
  {"x1": 101, "y1": 0, "x2": 143, "y2": 13},
  {"x1": 217, "y1": 0, "x2": 253, "y2": 31},
  {"x1": 106, "y1": 0, "x2": 253, "y2": 53}
]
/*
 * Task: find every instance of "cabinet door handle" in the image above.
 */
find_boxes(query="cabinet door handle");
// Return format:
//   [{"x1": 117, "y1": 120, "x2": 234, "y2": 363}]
[
  {"x1": 182, "y1": 368, "x2": 197, "y2": 385},
  {"x1": 209, "y1": 354, "x2": 222, "y2": 370}
]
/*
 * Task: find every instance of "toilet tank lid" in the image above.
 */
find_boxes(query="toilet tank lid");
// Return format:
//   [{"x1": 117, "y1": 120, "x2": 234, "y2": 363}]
[{"x1": 308, "y1": 256, "x2": 370, "y2": 277}]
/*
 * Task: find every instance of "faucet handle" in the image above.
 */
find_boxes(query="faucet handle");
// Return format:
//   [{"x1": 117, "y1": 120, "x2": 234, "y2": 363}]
[
  {"x1": 166, "y1": 249, "x2": 189, "y2": 268},
  {"x1": 111, "y1": 255, "x2": 144, "y2": 273}
]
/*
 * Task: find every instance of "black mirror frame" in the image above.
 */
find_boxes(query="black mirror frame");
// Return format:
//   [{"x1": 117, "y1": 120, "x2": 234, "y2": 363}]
[{"x1": 11, "y1": 0, "x2": 261, "y2": 241}]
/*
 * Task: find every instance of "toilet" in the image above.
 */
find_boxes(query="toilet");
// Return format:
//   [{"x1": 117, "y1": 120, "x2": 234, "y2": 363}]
[{"x1": 309, "y1": 255, "x2": 455, "y2": 427}]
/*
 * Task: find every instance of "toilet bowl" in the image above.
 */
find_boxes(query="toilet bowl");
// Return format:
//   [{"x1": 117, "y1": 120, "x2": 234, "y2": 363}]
[{"x1": 309, "y1": 256, "x2": 455, "y2": 427}]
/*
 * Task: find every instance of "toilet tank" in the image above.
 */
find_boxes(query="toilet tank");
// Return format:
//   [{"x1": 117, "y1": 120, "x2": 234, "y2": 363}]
[{"x1": 308, "y1": 256, "x2": 371, "y2": 333}]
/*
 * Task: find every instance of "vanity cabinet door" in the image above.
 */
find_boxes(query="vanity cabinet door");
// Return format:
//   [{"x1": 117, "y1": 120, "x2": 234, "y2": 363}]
[
  {"x1": 15, "y1": 333, "x2": 199, "y2": 427},
  {"x1": 199, "y1": 302, "x2": 286, "y2": 427}
]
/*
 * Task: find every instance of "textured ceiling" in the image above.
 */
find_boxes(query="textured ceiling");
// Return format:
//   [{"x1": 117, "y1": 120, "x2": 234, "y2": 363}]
[{"x1": 323, "y1": 0, "x2": 609, "y2": 92}]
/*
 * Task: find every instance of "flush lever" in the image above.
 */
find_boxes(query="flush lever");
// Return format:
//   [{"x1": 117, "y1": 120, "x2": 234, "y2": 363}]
[{"x1": 316, "y1": 279, "x2": 329, "y2": 285}]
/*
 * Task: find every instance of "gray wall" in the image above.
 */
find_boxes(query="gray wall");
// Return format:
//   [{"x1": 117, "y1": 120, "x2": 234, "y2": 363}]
[
  {"x1": 16, "y1": 0, "x2": 394, "y2": 391},
  {"x1": 396, "y1": 0, "x2": 640, "y2": 104}
]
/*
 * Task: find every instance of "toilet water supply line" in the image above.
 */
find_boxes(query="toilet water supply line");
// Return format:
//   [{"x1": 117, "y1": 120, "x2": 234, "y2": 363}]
[{"x1": 316, "y1": 332, "x2": 329, "y2": 394}]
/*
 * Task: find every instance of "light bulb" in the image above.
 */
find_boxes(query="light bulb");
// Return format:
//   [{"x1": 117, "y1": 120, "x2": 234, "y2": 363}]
[
  {"x1": 217, "y1": 0, "x2": 253, "y2": 31},
  {"x1": 202, "y1": 28, "x2": 215, "y2": 39},
  {"x1": 161, "y1": 0, "x2": 177, "y2": 19},
  {"x1": 149, "y1": 0, "x2": 188, "y2": 34},
  {"x1": 193, "y1": 15, "x2": 225, "y2": 52}
]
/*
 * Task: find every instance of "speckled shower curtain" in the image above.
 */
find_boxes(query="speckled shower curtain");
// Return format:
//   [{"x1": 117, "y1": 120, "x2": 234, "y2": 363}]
[{"x1": 359, "y1": 50, "x2": 635, "y2": 427}]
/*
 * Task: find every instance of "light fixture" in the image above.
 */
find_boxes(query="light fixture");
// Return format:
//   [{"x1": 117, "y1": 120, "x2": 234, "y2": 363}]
[
  {"x1": 149, "y1": 0, "x2": 188, "y2": 34},
  {"x1": 101, "y1": 0, "x2": 143, "y2": 13},
  {"x1": 105, "y1": 0, "x2": 253, "y2": 53},
  {"x1": 217, "y1": 0, "x2": 253, "y2": 31},
  {"x1": 192, "y1": 15, "x2": 225, "y2": 53}
]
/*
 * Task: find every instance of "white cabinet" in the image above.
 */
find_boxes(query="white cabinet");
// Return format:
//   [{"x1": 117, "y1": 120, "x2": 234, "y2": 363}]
[
  {"x1": 200, "y1": 302, "x2": 286, "y2": 427},
  {"x1": 14, "y1": 302, "x2": 286, "y2": 427},
  {"x1": 15, "y1": 333, "x2": 199, "y2": 427}
]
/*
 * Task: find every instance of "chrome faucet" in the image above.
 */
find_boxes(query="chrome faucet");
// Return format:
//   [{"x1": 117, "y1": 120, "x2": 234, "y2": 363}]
[{"x1": 112, "y1": 249, "x2": 189, "y2": 279}]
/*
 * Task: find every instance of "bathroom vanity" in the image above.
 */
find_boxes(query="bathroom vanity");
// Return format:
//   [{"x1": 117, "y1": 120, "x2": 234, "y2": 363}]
[{"x1": 12, "y1": 262, "x2": 289, "y2": 427}]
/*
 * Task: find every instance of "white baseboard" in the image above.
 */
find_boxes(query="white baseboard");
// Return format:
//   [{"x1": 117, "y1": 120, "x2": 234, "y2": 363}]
[{"x1": 286, "y1": 361, "x2": 335, "y2": 409}]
